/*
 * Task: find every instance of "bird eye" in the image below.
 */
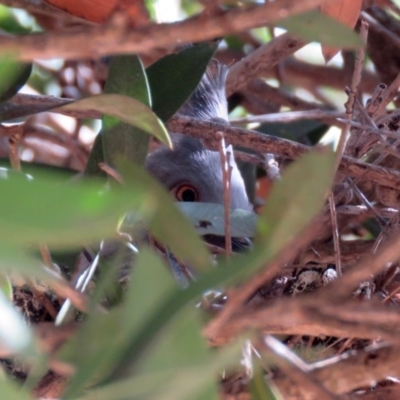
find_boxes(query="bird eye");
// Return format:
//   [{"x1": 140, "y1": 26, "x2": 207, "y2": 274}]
[{"x1": 175, "y1": 185, "x2": 198, "y2": 202}]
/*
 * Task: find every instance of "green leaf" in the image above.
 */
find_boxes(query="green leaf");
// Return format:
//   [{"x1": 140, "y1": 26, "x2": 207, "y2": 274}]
[
  {"x1": 0, "y1": 56, "x2": 31, "y2": 102},
  {"x1": 147, "y1": 42, "x2": 217, "y2": 121},
  {"x1": 61, "y1": 247, "x2": 175, "y2": 398},
  {"x1": 84, "y1": 134, "x2": 105, "y2": 176},
  {"x1": 60, "y1": 94, "x2": 170, "y2": 147},
  {"x1": 0, "y1": 273, "x2": 12, "y2": 300},
  {"x1": 249, "y1": 364, "x2": 279, "y2": 400},
  {"x1": 138, "y1": 309, "x2": 209, "y2": 375},
  {"x1": 74, "y1": 343, "x2": 240, "y2": 400},
  {"x1": 100, "y1": 55, "x2": 155, "y2": 171},
  {"x1": 0, "y1": 376, "x2": 31, "y2": 400},
  {"x1": 0, "y1": 169, "x2": 150, "y2": 249},
  {"x1": 257, "y1": 147, "x2": 336, "y2": 253},
  {"x1": 277, "y1": 10, "x2": 363, "y2": 48},
  {"x1": 105, "y1": 55, "x2": 151, "y2": 107}
]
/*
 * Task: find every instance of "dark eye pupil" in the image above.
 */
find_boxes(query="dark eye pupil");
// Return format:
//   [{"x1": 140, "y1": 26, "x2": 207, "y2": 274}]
[{"x1": 182, "y1": 189, "x2": 196, "y2": 202}]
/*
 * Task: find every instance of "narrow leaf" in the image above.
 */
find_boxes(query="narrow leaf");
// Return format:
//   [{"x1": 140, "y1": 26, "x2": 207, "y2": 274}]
[
  {"x1": 257, "y1": 147, "x2": 336, "y2": 253},
  {"x1": 0, "y1": 376, "x2": 31, "y2": 400},
  {"x1": 249, "y1": 364, "x2": 279, "y2": 400},
  {"x1": 0, "y1": 56, "x2": 31, "y2": 102},
  {"x1": 101, "y1": 55, "x2": 153, "y2": 170},
  {"x1": 277, "y1": 10, "x2": 363, "y2": 48},
  {"x1": 60, "y1": 94, "x2": 170, "y2": 146},
  {"x1": 62, "y1": 247, "x2": 174, "y2": 398},
  {"x1": 0, "y1": 169, "x2": 150, "y2": 248},
  {"x1": 147, "y1": 42, "x2": 217, "y2": 121},
  {"x1": 321, "y1": 0, "x2": 363, "y2": 62}
]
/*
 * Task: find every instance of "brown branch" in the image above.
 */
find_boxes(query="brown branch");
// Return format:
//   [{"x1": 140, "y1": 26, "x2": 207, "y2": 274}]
[
  {"x1": 362, "y1": 10, "x2": 400, "y2": 55},
  {"x1": 217, "y1": 48, "x2": 380, "y2": 95},
  {"x1": 166, "y1": 116, "x2": 400, "y2": 191},
  {"x1": 339, "y1": 20, "x2": 368, "y2": 165},
  {"x1": 274, "y1": 343, "x2": 400, "y2": 398},
  {"x1": 205, "y1": 294, "x2": 400, "y2": 346},
  {"x1": 0, "y1": 0, "x2": 325, "y2": 62},
  {"x1": 7, "y1": 94, "x2": 400, "y2": 192},
  {"x1": 226, "y1": 33, "x2": 307, "y2": 96}
]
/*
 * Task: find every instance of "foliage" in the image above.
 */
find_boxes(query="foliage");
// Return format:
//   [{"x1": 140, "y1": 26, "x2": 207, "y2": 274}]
[{"x1": 0, "y1": 1, "x2": 398, "y2": 400}]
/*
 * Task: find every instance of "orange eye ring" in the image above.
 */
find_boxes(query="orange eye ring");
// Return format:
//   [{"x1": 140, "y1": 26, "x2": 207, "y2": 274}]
[{"x1": 174, "y1": 185, "x2": 199, "y2": 202}]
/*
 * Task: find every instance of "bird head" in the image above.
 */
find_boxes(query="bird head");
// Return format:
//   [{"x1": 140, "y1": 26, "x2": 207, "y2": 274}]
[{"x1": 146, "y1": 62, "x2": 252, "y2": 213}]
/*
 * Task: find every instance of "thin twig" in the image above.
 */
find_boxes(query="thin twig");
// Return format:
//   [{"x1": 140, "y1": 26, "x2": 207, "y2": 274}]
[
  {"x1": 217, "y1": 132, "x2": 232, "y2": 258},
  {"x1": 263, "y1": 335, "x2": 337, "y2": 400},
  {"x1": 376, "y1": 72, "x2": 400, "y2": 118},
  {"x1": 226, "y1": 33, "x2": 306, "y2": 96},
  {"x1": 337, "y1": 20, "x2": 368, "y2": 169},
  {"x1": 328, "y1": 191, "x2": 341, "y2": 275}
]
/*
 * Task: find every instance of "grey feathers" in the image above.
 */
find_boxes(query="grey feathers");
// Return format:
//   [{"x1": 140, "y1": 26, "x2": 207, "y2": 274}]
[
  {"x1": 177, "y1": 62, "x2": 229, "y2": 123},
  {"x1": 145, "y1": 62, "x2": 252, "y2": 211}
]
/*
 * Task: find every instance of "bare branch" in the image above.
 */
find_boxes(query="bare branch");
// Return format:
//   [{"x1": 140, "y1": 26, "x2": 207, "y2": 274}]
[
  {"x1": 226, "y1": 33, "x2": 306, "y2": 96},
  {"x1": 0, "y1": 0, "x2": 325, "y2": 61}
]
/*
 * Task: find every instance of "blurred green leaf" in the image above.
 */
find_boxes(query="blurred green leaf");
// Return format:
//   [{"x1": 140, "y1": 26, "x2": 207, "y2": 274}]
[
  {"x1": 277, "y1": 10, "x2": 363, "y2": 48},
  {"x1": 257, "y1": 147, "x2": 335, "y2": 254},
  {"x1": 84, "y1": 134, "x2": 104, "y2": 176},
  {"x1": 0, "y1": 376, "x2": 31, "y2": 400},
  {"x1": 62, "y1": 247, "x2": 175, "y2": 398},
  {"x1": 0, "y1": 274, "x2": 12, "y2": 300},
  {"x1": 249, "y1": 364, "x2": 279, "y2": 400},
  {"x1": 75, "y1": 342, "x2": 239, "y2": 400},
  {"x1": 135, "y1": 311, "x2": 219, "y2": 400},
  {"x1": 138, "y1": 309, "x2": 209, "y2": 375},
  {"x1": 0, "y1": 169, "x2": 150, "y2": 249},
  {"x1": 147, "y1": 42, "x2": 217, "y2": 121},
  {"x1": 0, "y1": 56, "x2": 31, "y2": 102},
  {"x1": 0, "y1": 5, "x2": 32, "y2": 34}
]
